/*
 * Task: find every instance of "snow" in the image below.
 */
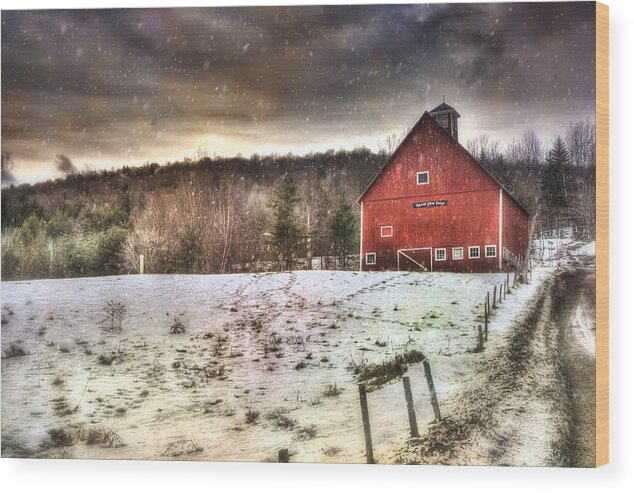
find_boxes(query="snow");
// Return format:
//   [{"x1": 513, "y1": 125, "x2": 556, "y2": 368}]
[
  {"x1": 533, "y1": 238, "x2": 596, "y2": 268},
  {"x1": 1, "y1": 269, "x2": 546, "y2": 462},
  {"x1": 570, "y1": 302, "x2": 595, "y2": 356}
]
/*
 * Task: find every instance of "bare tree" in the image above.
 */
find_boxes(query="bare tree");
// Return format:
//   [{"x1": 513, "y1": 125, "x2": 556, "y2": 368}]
[
  {"x1": 466, "y1": 134, "x2": 502, "y2": 165},
  {"x1": 565, "y1": 120, "x2": 596, "y2": 167}
]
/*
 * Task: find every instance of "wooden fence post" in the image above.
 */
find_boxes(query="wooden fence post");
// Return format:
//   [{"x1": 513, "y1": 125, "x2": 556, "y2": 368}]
[
  {"x1": 278, "y1": 449, "x2": 289, "y2": 463},
  {"x1": 484, "y1": 300, "x2": 489, "y2": 341},
  {"x1": 477, "y1": 325, "x2": 484, "y2": 352},
  {"x1": 402, "y1": 376, "x2": 419, "y2": 438},
  {"x1": 506, "y1": 273, "x2": 510, "y2": 293},
  {"x1": 358, "y1": 383, "x2": 375, "y2": 464},
  {"x1": 499, "y1": 284, "x2": 503, "y2": 304},
  {"x1": 487, "y1": 292, "x2": 491, "y2": 314},
  {"x1": 423, "y1": 359, "x2": 441, "y2": 422},
  {"x1": 492, "y1": 286, "x2": 497, "y2": 309},
  {"x1": 139, "y1": 254, "x2": 145, "y2": 275}
]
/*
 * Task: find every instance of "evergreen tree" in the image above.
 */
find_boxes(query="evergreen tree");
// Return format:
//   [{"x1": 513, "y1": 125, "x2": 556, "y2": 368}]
[
  {"x1": 328, "y1": 196, "x2": 358, "y2": 269},
  {"x1": 271, "y1": 174, "x2": 303, "y2": 269},
  {"x1": 541, "y1": 137, "x2": 571, "y2": 211}
]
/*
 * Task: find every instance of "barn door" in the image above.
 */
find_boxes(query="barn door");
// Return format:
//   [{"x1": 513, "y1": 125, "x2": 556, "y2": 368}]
[{"x1": 397, "y1": 248, "x2": 432, "y2": 271}]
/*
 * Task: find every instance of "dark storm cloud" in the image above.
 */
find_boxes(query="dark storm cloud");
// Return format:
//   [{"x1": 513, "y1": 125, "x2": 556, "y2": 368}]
[
  {"x1": 1, "y1": 3, "x2": 596, "y2": 183},
  {"x1": 1, "y1": 151, "x2": 16, "y2": 185},
  {"x1": 54, "y1": 154, "x2": 78, "y2": 175}
]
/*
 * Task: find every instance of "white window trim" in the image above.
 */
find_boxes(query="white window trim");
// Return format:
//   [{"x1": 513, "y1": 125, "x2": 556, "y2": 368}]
[
  {"x1": 380, "y1": 226, "x2": 393, "y2": 238},
  {"x1": 485, "y1": 244, "x2": 497, "y2": 258},
  {"x1": 468, "y1": 246, "x2": 480, "y2": 259},
  {"x1": 434, "y1": 248, "x2": 447, "y2": 261},
  {"x1": 452, "y1": 247, "x2": 464, "y2": 260},
  {"x1": 365, "y1": 252, "x2": 377, "y2": 265},
  {"x1": 416, "y1": 171, "x2": 430, "y2": 185}
]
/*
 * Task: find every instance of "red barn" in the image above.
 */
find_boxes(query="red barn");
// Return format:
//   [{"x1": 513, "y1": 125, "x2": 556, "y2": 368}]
[{"x1": 357, "y1": 102, "x2": 531, "y2": 273}]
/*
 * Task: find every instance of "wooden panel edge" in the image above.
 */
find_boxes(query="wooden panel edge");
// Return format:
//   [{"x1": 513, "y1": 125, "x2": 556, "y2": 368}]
[{"x1": 595, "y1": 0, "x2": 609, "y2": 468}]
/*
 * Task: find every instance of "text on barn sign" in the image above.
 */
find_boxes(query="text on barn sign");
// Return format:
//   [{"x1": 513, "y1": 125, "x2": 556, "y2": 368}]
[{"x1": 412, "y1": 200, "x2": 448, "y2": 209}]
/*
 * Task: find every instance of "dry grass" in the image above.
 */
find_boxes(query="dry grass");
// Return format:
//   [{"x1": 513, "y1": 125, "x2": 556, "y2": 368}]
[
  {"x1": 47, "y1": 426, "x2": 81, "y2": 447},
  {"x1": 357, "y1": 349, "x2": 425, "y2": 388},
  {"x1": 323, "y1": 383, "x2": 343, "y2": 397},
  {"x1": 169, "y1": 318, "x2": 186, "y2": 334},
  {"x1": 295, "y1": 424, "x2": 317, "y2": 441},
  {"x1": 96, "y1": 350, "x2": 124, "y2": 366},
  {"x1": 245, "y1": 408, "x2": 260, "y2": 424},
  {"x1": 3, "y1": 344, "x2": 27, "y2": 358},
  {"x1": 85, "y1": 426, "x2": 124, "y2": 448},
  {"x1": 266, "y1": 408, "x2": 297, "y2": 431},
  {"x1": 51, "y1": 374, "x2": 65, "y2": 386},
  {"x1": 1, "y1": 437, "x2": 35, "y2": 458},
  {"x1": 346, "y1": 352, "x2": 368, "y2": 375},
  {"x1": 161, "y1": 438, "x2": 203, "y2": 457}
]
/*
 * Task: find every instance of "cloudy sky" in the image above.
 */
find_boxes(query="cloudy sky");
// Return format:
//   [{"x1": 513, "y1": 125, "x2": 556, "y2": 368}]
[{"x1": 1, "y1": 2, "x2": 596, "y2": 185}]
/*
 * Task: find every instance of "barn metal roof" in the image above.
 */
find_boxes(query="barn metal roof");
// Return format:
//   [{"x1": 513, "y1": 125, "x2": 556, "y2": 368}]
[{"x1": 429, "y1": 102, "x2": 461, "y2": 116}]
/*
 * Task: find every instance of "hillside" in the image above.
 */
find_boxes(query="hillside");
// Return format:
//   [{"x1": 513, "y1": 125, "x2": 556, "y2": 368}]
[{"x1": 1, "y1": 149, "x2": 386, "y2": 280}]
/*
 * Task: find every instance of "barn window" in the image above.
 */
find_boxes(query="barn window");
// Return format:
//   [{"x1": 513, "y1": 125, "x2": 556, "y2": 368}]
[
  {"x1": 365, "y1": 252, "x2": 377, "y2": 265},
  {"x1": 416, "y1": 171, "x2": 430, "y2": 185},
  {"x1": 485, "y1": 245, "x2": 497, "y2": 258},
  {"x1": 435, "y1": 248, "x2": 446, "y2": 261},
  {"x1": 380, "y1": 226, "x2": 393, "y2": 238},
  {"x1": 468, "y1": 246, "x2": 480, "y2": 259},
  {"x1": 452, "y1": 247, "x2": 464, "y2": 260}
]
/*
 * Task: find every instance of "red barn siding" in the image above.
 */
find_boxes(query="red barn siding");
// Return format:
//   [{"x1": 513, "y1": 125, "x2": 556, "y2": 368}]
[{"x1": 359, "y1": 111, "x2": 530, "y2": 273}]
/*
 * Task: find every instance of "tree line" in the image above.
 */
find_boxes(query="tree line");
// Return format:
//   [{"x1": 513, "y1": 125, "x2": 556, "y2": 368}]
[
  {"x1": 1, "y1": 149, "x2": 382, "y2": 279},
  {"x1": 1, "y1": 120, "x2": 595, "y2": 280},
  {"x1": 466, "y1": 120, "x2": 596, "y2": 240}
]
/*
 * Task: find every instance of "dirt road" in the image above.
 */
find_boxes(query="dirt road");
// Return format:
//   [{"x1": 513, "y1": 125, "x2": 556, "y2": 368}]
[{"x1": 559, "y1": 269, "x2": 596, "y2": 467}]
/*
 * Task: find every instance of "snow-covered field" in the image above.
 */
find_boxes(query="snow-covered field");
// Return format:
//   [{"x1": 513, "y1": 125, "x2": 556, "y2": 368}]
[{"x1": 1, "y1": 269, "x2": 545, "y2": 462}]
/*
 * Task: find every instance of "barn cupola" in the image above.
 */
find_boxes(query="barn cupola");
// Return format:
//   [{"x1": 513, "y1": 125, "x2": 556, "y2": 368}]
[{"x1": 429, "y1": 100, "x2": 461, "y2": 142}]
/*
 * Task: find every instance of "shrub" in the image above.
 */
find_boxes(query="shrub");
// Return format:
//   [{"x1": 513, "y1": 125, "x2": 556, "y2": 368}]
[
  {"x1": 1, "y1": 190, "x2": 44, "y2": 229},
  {"x1": 97, "y1": 351, "x2": 124, "y2": 365},
  {"x1": 375, "y1": 338, "x2": 388, "y2": 348},
  {"x1": 96, "y1": 226, "x2": 126, "y2": 274},
  {"x1": 245, "y1": 408, "x2": 260, "y2": 424},
  {"x1": 85, "y1": 205, "x2": 129, "y2": 232},
  {"x1": 169, "y1": 318, "x2": 186, "y2": 334},
  {"x1": 346, "y1": 353, "x2": 368, "y2": 375},
  {"x1": 323, "y1": 383, "x2": 343, "y2": 397},
  {"x1": 47, "y1": 426, "x2": 80, "y2": 447},
  {"x1": 357, "y1": 349, "x2": 425, "y2": 388},
  {"x1": 265, "y1": 408, "x2": 297, "y2": 431},
  {"x1": 161, "y1": 438, "x2": 203, "y2": 457},
  {"x1": 85, "y1": 426, "x2": 124, "y2": 448},
  {"x1": 295, "y1": 425, "x2": 317, "y2": 441},
  {"x1": 3, "y1": 344, "x2": 27, "y2": 358},
  {"x1": 103, "y1": 300, "x2": 126, "y2": 330},
  {"x1": 52, "y1": 375, "x2": 65, "y2": 386}
]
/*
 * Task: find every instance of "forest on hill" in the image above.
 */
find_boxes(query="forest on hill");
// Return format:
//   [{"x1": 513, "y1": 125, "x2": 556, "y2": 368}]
[{"x1": 1, "y1": 121, "x2": 596, "y2": 280}]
